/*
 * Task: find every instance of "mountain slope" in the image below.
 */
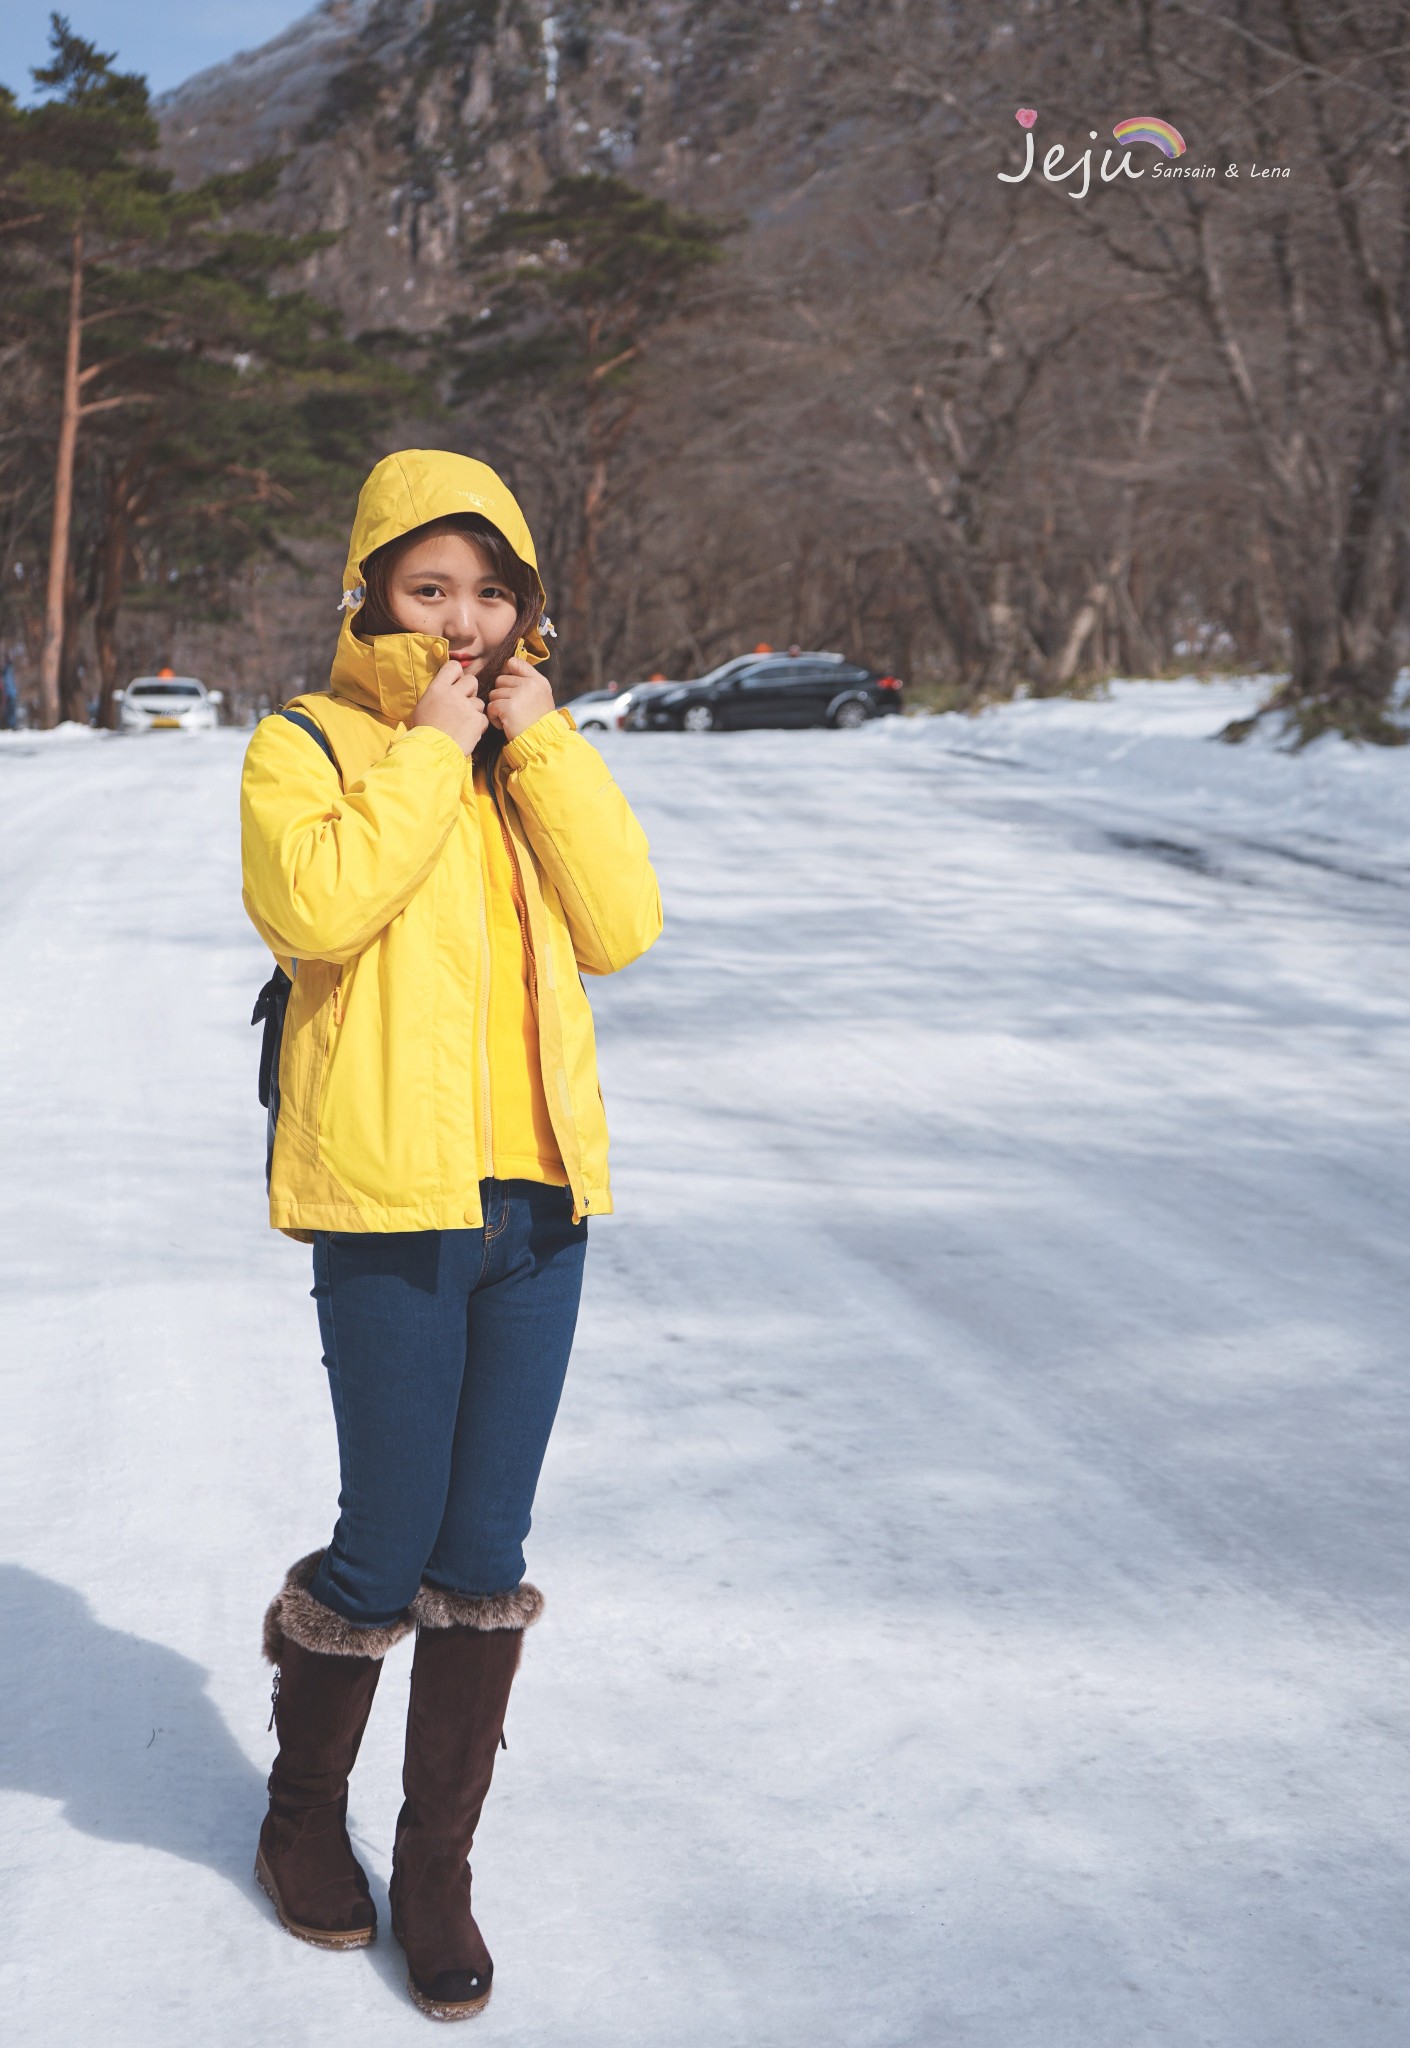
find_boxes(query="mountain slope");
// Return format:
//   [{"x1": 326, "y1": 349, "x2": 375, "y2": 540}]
[
  {"x1": 158, "y1": 0, "x2": 806, "y2": 330},
  {"x1": 153, "y1": 0, "x2": 916, "y2": 694}
]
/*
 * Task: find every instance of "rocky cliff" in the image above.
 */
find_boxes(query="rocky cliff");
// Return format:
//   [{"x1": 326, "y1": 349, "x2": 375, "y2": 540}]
[
  {"x1": 151, "y1": 0, "x2": 906, "y2": 692},
  {"x1": 157, "y1": 0, "x2": 829, "y2": 332}
]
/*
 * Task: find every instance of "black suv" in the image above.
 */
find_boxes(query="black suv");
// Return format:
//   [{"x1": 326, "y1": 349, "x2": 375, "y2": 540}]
[{"x1": 628, "y1": 653, "x2": 904, "y2": 732}]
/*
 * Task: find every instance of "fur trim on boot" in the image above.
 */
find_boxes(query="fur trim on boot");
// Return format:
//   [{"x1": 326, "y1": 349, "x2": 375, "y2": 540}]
[
  {"x1": 263, "y1": 1551, "x2": 416, "y2": 1664},
  {"x1": 412, "y1": 1579, "x2": 545, "y2": 1633}
]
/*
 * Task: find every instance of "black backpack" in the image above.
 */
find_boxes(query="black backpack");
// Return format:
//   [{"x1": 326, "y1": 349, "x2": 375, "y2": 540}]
[{"x1": 250, "y1": 710, "x2": 339, "y2": 1191}]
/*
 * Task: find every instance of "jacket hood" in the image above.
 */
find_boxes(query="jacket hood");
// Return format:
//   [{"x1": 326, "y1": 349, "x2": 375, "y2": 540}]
[{"x1": 330, "y1": 449, "x2": 551, "y2": 724}]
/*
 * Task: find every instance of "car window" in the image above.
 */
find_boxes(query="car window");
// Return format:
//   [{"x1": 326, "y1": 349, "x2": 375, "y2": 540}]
[
  {"x1": 699, "y1": 656, "x2": 759, "y2": 686},
  {"x1": 131, "y1": 681, "x2": 203, "y2": 698},
  {"x1": 740, "y1": 663, "x2": 794, "y2": 687}
]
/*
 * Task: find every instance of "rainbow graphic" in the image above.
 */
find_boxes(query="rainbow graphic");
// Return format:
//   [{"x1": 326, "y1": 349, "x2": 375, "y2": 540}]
[{"x1": 1112, "y1": 116, "x2": 1187, "y2": 159}]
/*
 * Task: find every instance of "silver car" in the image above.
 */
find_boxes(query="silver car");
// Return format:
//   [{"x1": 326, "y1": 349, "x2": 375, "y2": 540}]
[
  {"x1": 117, "y1": 676, "x2": 223, "y2": 732},
  {"x1": 564, "y1": 688, "x2": 622, "y2": 732}
]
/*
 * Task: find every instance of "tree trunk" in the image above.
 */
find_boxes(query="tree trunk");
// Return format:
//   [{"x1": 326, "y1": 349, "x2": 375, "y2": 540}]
[
  {"x1": 1184, "y1": 155, "x2": 1408, "y2": 742},
  {"x1": 249, "y1": 564, "x2": 275, "y2": 704},
  {"x1": 94, "y1": 516, "x2": 128, "y2": 733},
  {"x1": 1253, "y1": 479, "x2": 1404, "y2": 739},
  {"x1": 975, "y1": 565, "x2": 1041, "y2": 700},
  {"x1": 95, "y1": 455, "x2": 146, "y2": 728},
  {"x1": 95, "y1": 624, "x2": 121, "y2": 726},
  {"x1": 39, "y1": 225, "x2": 85, "y2": 729},
  {"x1": 1042, "y1": 365, "x2": 1171, "y2": 694},
  {"x1": 580, "y1": 442, "x2": 607, "y2": 686},
  {"x1": 1042, "y1": 568, "x2": 1110, "y2": 694},
  {"x1": 1252, "y1": 393, "x2": 1409, "y2": 741},
  {"x1": 1112, "y1": 576, "x2": 1159, "y2": 677},
  {"x1": 58, "y1": 551, "x2": 88, "y2": 726},
  {"x1": 563, "y1": 314, "x2": 605, "y2": 687}
]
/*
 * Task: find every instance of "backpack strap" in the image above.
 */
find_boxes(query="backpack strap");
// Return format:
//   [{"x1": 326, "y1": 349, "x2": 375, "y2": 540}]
[{"x1": 281, "y1": 707, "x2": 339, "y2": 773}]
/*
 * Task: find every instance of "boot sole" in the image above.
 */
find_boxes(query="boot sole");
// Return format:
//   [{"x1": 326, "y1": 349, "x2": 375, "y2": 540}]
[
  {"x1": 405, "y1": 1974, "x2": 493, "y2": 2021},
  {"x1": 254, "y1": 1848, "x2": 376, "y2": 1950}
]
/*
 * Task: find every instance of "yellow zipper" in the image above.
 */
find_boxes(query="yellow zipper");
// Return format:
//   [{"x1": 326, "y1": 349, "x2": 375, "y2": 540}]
[
  {"x1": 488, "y1": 754, "x2": 584, "y2": 1209},
  {"x1": 477, "y1": 868, "x2": 494, "y2": 1178},
  {"x1": 472, "y1": 763, "x2": 495, "y2": 1178}
]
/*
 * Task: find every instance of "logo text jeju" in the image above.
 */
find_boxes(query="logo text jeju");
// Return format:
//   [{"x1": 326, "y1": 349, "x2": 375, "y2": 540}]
[{"x1": 999, "y1": 112, "x2": 1289, "y2": 197}]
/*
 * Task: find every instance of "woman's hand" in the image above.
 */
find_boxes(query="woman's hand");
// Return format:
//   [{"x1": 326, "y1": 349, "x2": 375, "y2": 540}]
[
  {"x1": 411, "y1": 660, "x2": 489, "y2": 757},
  {"x1": 485, "y1": 657, "x2": 556, "y2": 743}
]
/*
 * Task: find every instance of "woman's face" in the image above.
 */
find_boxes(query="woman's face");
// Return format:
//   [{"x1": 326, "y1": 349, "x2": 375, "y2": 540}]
[{"x1": 384, "y1": 532, "x2": 520, "y2": 674}]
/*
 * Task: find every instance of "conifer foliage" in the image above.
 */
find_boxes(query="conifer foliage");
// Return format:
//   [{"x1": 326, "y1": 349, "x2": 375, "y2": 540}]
[
  {"x1": 448, "y1": 175, "x2": 725, "y2": 687},
  {"x1": 0, "y1": 15, "x2": 406, "y2": 726}
]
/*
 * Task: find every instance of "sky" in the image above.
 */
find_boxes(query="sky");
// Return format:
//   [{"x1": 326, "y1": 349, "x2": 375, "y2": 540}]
[{"x1": 2, "y1": 1, "x2": 316, "y2": 101}]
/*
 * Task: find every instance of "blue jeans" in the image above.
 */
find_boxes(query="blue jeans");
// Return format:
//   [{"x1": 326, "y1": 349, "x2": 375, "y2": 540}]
[{"x1": 306, "y1": 1179, "x2": 588, "y2": 1629}]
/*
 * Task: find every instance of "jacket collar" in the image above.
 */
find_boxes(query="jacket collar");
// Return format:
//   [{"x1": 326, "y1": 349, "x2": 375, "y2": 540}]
[{"x1": 327, "y1": 613, "x2": 449, "y2": 727}]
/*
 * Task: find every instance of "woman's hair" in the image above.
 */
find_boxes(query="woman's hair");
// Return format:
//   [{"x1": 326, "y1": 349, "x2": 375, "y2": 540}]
[{"x1": 353, "y1": 513, "x2": 543, "y2": 694}]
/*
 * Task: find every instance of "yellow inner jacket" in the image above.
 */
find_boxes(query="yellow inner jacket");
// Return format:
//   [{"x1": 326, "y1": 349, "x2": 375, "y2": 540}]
[
  {"x1": 474, "y1": 754, "x2": 566, "y2": 1186},
  {"x1": 238, "y1": 450, "x2": 662, "y2": 1237}
]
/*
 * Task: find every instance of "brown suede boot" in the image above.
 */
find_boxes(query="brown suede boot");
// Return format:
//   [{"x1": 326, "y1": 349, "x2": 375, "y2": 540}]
[
  {"x1": 256, "y1": 1551, "x2": 415, "y2": 1949},
  {"x1": 389, "y1": 1580, "x2": 544, "y2": 2020}
]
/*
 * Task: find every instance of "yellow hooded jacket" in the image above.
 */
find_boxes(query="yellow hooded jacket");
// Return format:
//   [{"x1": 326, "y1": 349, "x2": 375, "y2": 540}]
[{"x1": 239, "y1": 450, "x2": 663, "y2": 1236}]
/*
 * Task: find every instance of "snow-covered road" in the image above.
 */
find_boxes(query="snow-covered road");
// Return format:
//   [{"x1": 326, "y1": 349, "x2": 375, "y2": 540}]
[{"x1": 3, "y1": 687, "x2": 1408, "y2": 2046}]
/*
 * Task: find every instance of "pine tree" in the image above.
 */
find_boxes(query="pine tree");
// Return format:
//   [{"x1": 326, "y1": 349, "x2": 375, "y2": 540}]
[
  {"x1": 447, "y1": 174, "x2": 725, "y2": 683},
  {"x1": 0, "y1": 15, "x2": 410, "y2": 725}
]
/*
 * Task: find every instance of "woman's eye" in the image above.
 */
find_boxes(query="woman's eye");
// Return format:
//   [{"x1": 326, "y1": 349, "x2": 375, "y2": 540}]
[
  {"x1": 480, "y1": 586, "x2": 508, "y2": 601},
  {"x1": 413, "y1": 585, "x2": 442, "y2": 598}
]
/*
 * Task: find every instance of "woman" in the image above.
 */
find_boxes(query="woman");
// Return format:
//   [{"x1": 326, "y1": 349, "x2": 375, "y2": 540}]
[{"x1": 239, "y1": 449, "x2": 662, "y2": 2019}]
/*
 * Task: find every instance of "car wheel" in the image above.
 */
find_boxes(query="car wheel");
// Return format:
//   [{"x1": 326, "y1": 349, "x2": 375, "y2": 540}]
[
  {"x1": 831, "y1": 697, "x2": 869, "y2": 730},
  {"x1": 682, "y1": 704, "x2": 715, "y2": 732},
  {"x1": 578, "y1": 717, "x2": 608, "y2": 731}
]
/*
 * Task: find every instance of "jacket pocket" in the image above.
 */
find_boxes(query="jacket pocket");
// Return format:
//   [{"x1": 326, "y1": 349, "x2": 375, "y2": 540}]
[
  {"x1": 279, "y1": 960, "x2": 340, "y2": 1164},
  {"x1": 315, "y1": 922, "x2": 440, "y2": 1203}
]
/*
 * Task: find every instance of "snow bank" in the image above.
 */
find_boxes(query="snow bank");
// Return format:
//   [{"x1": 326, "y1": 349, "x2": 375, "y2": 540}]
[
  {"x1": 870, "y1": 677, "x2": 1410, "y2": 863},
  {"x1": 0, "y1": 720, "x2": 106, "y2": 746}
]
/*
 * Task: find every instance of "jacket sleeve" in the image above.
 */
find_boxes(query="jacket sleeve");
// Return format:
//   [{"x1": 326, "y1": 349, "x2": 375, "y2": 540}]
[
  {"x1": 241, "y1": 714, "x2": 467, "y2": 965},
  {"x1": 501, "y1": 710, "x2": 663, "y2": 975}
]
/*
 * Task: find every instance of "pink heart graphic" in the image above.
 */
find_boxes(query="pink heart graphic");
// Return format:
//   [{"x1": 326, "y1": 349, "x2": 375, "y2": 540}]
[{"x1": 1015, "y1": 108, "x2": 1037, "y2": 129}]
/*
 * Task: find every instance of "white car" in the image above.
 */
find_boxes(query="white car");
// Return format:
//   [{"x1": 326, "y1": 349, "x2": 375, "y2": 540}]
[
  {"x1": 566, "y1": 688, "x2": 627, "y2": 732},
  {"x1": 117, "y1": 676, "x2": 223, "y2": 732},
  {"x1": 614, "y1": 682, "x2": 679, "y2": 728},
  {"x1": 569, "y1": 682, "x2": 678, "y2": 732}
]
